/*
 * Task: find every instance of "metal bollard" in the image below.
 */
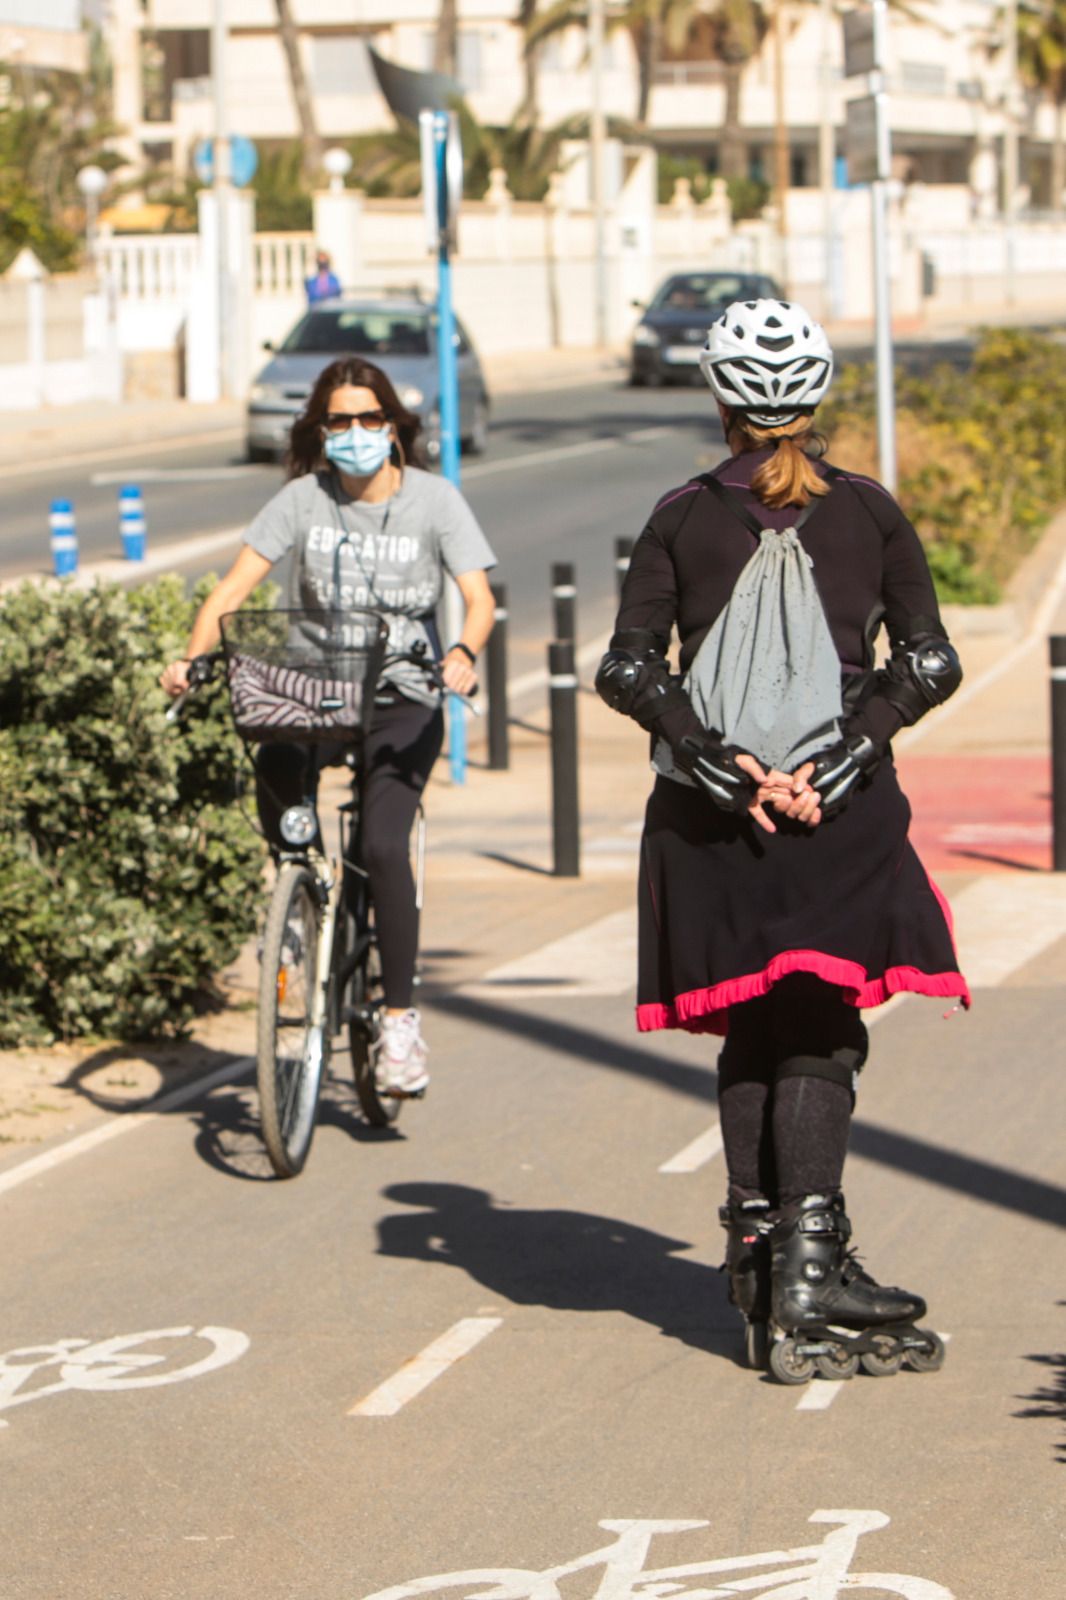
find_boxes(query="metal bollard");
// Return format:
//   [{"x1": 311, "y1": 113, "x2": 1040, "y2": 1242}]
[
  {"x1": 1052, "y1": 635, "x2": 1066, "y2": 870},
  {"x1": 50, "y1": 498, "x2": 77, "y2": 577},
  {"x1": 487, "y1": 583, "x2": 510, "y2": 771},
  {"x1": 551, "y1": 561, "x2": 577, "y2": 644},
  {"x1": 119, "y1": 484, "x2": 147, "y2": 561},
  {"x1": 549, "y1": 639, "x2": 580, "y2": 877},
  {"x1": 614, "y1": 536, "x2": 634, "y2": 601}
]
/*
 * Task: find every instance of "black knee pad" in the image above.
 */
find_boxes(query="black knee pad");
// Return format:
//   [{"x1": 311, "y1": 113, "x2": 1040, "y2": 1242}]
[{"x1": 775, "y1": 1050, "x2": 864, "y2": 1108}]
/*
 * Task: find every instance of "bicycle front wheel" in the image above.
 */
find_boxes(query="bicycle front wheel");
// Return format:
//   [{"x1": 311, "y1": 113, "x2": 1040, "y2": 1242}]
[{"x1": 257, "y1": 863, "x2": 326, "y2": 1177}]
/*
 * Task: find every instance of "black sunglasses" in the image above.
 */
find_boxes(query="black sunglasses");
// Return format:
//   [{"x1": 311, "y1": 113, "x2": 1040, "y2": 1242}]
[{"x1": 323, "y1": 409, "x2": 389, "y2": 433}]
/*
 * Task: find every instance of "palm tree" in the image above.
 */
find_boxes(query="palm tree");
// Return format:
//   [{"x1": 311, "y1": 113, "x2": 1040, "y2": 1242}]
[
  {"x1": 1018, "y1": 0, "x2": 1066, "y2": 211},
  {"x1": 273, "y1": 0, "x2": 324, "y2": 184},
  {"x1": 434, "y1": 0, "x2": 460, "y2": 75}
]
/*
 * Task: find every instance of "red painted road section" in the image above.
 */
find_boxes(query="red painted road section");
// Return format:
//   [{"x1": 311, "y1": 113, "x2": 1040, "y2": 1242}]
[{"x1": 896, "y1": 754, "x2": 1052, "y2": 874}]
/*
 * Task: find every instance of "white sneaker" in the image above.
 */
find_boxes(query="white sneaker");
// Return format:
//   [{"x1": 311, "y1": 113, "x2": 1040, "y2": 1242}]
[{"x1": 375, "y1": 1008, "x2": 430, "y2": 1096}]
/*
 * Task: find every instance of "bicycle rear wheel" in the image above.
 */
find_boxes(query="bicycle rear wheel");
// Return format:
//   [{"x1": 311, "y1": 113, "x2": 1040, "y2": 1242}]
[
  {"x1": 257, "y1": 862, "x2": 326, "y2": 1177},
  {"x1": 348, "y1": 896, "x2": 400, "y2": 1128}
]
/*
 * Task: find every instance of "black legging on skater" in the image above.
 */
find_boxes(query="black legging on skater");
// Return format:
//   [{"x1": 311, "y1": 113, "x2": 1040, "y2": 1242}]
[
  {"x1": 255, "y1": 697, "x2": 445, "y2": 1010},
  {"x1": 717, "y1": 974, "x2": 868, "y2": 1207}
]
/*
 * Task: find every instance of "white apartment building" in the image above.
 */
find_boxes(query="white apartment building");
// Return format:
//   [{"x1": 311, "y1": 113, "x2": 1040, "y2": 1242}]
[
  {"x1": 0, "y1": 0, "x2": 87, "y2": 75},
  {"x1": 107, "y1": 2, "x2": 1060, "y2": 207}
]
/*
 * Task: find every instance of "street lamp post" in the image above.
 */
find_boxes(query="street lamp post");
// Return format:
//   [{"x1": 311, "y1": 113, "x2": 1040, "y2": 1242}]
[
  {"x1": 1003, "y1": 0, "x2": 1019, "y2": 304},
  {"x1": 588, "y1": 0, "x2": 608, "y2": 349},
  {"x1": 212, "y1": 0, "x2": 233, "y2": 399},
  {"x1": 75, "y1": 165, "x2": 108, "y2": 270}
]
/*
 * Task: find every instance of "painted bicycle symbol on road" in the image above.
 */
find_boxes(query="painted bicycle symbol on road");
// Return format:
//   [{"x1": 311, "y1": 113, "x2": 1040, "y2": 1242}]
[
  {"x1": 0, "y1": 1325, "x2": 249, "y2": 1428},
  {"x1": 363, "y1": 1510, "x2": 954, "y2": 1599}
]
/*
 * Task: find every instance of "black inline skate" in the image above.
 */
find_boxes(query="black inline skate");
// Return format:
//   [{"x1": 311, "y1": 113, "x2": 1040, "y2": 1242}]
[
  {"x1": 719, "y1": 1197, "x2": 774, "y2": 1369},
  {"x1": 766, "y1": 1192, "x2": 945, "y2": 1385}
]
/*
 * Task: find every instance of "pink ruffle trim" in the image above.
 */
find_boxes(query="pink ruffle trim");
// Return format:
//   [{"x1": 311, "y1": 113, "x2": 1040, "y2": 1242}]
[{"x1": 635, "y1": 948, "x2": 972, "y2": 1035}]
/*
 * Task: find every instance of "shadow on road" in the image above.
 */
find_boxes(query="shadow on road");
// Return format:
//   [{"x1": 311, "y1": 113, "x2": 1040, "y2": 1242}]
[
  {"x1": 377, "y1": 1180, "x2": 739, "y2": 1361},
  {"x1": 431, "y1": 993, "x2": 1066, "y2": 1231},
  {"x1": 1015, "y1": 1302, "x2": 1066, "y2": 1465}
]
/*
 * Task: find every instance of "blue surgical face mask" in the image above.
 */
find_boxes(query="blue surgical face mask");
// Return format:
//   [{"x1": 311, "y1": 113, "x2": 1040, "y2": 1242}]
[{"x1": 324, "y1": 425, "x2": 392, "y2": 477}]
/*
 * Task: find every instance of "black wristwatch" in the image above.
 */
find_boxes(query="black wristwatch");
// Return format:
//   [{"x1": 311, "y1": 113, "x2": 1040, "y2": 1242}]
[{"x1": 448, "y1": 642, "x2": 476, "y2": 664}]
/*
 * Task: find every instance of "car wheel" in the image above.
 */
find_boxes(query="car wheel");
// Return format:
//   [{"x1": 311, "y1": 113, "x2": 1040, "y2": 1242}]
[
  {"x1": 246, "y1": 441, "x2": 275, "y2": 464},
  {"x1": 628, "y1": 368, "x2": 647, "y2": 387},
  {"x1": 462, "y1": 396, "x2": 490, "y2": 456}
]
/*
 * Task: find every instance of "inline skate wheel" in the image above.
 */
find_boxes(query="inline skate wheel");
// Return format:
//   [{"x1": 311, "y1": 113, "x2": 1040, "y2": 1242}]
[
  {"x1": 769, "y1": 1338, "x2": 815, "y2": 1385},
  {"x1": 814, "y1": 1347, "x2": 859, "y2": 1381},
  {"x1": 905, "y1": 1331, "x2": 946, "y2": 1373},
  {"x1": 859, "y1": 1335, "x2": 904, "y2": 1377},
  {"x1": 745, "y1": 1320, "x2": 770, "y2": 1371}
]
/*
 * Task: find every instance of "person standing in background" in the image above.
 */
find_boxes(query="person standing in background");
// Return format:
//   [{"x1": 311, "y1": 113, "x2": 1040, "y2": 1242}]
[{"x1": 306, "y1": 249, "x2": 341, "y2": 304}]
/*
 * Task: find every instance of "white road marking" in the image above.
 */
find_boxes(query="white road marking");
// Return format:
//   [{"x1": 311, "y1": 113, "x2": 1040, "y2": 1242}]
[
  {"x1": 348, "y1": 1316, "x2": 502, "y2": 1417},
  {"x1": 0, "y1": 1057, "x2": 253, "y2": 1201},
  {"x1": 0, "y1": 426, "x2": 244, "y2": 483},
  {"x1": 951, "y1": 874, "x2": 1066, "y2": 986},
  {"x1": 464, "y1": 907, "x2": 637, "y2": 998},
  {"x1": 461, "y1": 425, "x2": 673, "y2": 483},
  {"x1": 91, "y1": 466, "x2": 264, "y2": 485},
  {"x1": 796, "y1": 1381, "x2": 845, "y2": 1411},
  {"x1": 659, "y1": 1121, "x2": 723, "y2": 1174}
]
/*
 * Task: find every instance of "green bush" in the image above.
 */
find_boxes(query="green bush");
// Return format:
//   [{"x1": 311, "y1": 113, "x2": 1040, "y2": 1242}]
[
  {"x1": 822, "y1": 329, "x2": 1066, "y2": 603},
  {"x1": 0, "y1": 576, "x2": 269, "y2": 1046}
]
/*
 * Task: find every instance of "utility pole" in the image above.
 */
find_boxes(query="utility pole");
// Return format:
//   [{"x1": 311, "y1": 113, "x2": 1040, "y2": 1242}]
[
  {"x1": 1003, "y1": 0, "x2": 1019, "y2": 305},
  {"x1": 819, "y1": 0, "x2": 839, "y2": 318},
  {"x1": 869, "y1": 0, "x2": 896, "y2": 491},
  {"x1": 212, "y1": 0, "x2": 233, "y2": 398},
  {"x1": 589, "y1": 0, "x2": 608, "y2": 349},
  {"x1": 773, "y1": 0, "x2": 790, "y2": 273}
]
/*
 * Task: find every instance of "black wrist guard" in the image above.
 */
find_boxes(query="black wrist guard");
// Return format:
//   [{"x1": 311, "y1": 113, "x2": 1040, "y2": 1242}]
[
  {"x1": 808, "y1": 734, "x2": 880, "y2": 816},
  {"x1": 675, "y1": 734, "x2": 756, "y2": 814}
]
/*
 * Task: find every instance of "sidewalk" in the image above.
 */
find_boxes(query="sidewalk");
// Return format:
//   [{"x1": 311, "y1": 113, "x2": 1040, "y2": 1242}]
[{"x1": 1, "y1": 294, "x2": 1063, "y2": 472}]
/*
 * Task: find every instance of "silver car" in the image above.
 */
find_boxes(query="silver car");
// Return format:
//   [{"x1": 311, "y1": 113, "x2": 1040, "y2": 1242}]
[{"x1": 246, "y1": 291, "x2": 491, "y2": 462}]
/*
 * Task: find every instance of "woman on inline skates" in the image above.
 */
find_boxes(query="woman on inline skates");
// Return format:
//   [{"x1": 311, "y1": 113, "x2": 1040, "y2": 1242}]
[
  {"x1": 162, "y1": 357, "x2": 496, "y2": 1097},
  {"x1": 596, "y1": 299, "x2": 969, "y2": 1383}
]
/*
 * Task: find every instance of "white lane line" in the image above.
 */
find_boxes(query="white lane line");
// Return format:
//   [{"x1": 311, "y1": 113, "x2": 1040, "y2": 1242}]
[
  {"x1": 898, "y1": 539, "x2": 1066, "y2": 751},
  {"x1": 0, "y1": 426, "x2": 244, "y2": 483},
  {"x1": 0, "y1": 1057, "x2": 253, "y2": 1200},
  {"x1": 796, "y1": 1382, "x2": 845, "y2": 1411},
  {"x1": 91, "y1": 466, "x2": 264, "y2": 485},
  {"x1": 950, "y1": 874, "x2": 1066, "y2": 986},
  {"x1": 659, "y1": 1121, "x2": 723, "y2": 1174},
  {"x1": 461, "y1": 425, "x2": 673, "y2": 483},
  {"x1": 349, "y1": 1317, "x2": 502, "y2": 1417},
  {"x1": 463, "y1": 908, "x2": 637, "y2": 999}
]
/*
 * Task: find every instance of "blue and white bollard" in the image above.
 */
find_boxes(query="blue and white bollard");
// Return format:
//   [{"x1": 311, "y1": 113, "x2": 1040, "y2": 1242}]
[
  {"x1": 119, "y1": 484, "x2": 146, "y2": 561},
  {"x1": 50, "y1": 498, "x2": 78, "y2": 577}
]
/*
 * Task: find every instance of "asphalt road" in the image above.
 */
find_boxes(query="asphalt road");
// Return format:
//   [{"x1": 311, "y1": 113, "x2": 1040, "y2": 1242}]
[{"x1": 1, "y1": 888, "x2": 1063, "y2": 1598}]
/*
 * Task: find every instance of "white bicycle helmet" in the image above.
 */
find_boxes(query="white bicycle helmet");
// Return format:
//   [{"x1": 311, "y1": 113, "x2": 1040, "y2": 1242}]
[{"x1": 699, "y1": 299, "x2": 833, "y2": 425}]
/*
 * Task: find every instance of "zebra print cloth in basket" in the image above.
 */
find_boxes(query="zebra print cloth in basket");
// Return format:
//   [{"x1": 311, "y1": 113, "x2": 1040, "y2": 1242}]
[{"x1": 227, "y1": 653, "x2": 370, "y2": 741}]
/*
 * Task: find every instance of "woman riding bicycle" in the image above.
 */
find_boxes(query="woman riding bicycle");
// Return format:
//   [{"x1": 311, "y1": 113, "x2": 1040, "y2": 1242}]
[
  {"x1": 596, "y1": 299, "x2": 969, "y2": 1377},
  {"x1": 162, "y1": 357, "x2": 496, "y2": 1096}
]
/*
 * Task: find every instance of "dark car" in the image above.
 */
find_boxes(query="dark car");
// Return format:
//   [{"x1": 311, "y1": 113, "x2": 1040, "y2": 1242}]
[
  {"x1": 246, "y1": 291, "x2": 490, "y2": 462},
  {"x1": 629, "y1": 270, "x2": 785, "y2": 387}
]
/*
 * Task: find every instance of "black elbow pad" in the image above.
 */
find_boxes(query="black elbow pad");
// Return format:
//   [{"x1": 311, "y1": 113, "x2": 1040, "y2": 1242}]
[
  {"x1": 881, "y1": 633, "x2": 962, "y2": 725},
  {"x1": 595, "y1": 629, "x2": 689, "y2": 729}
]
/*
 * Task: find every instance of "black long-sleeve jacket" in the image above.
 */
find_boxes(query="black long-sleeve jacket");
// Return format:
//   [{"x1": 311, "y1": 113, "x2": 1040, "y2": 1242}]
[{"x1": 613, "y1": 448, "x2": 948, "y2": 755}]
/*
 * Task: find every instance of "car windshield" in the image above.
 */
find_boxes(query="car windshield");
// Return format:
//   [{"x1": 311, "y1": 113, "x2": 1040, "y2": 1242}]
[
  {"x1": 280, "y1": 309, "x2": 431, "y2": 357},
  {"x1": 650, "y1": 275, "x2": 770, "y2": 313}
]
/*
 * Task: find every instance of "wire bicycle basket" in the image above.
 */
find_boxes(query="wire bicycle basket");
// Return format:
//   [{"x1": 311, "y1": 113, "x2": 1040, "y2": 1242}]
[{"x1": 219, "y1": 609, "x2": 390, "y2": 743}]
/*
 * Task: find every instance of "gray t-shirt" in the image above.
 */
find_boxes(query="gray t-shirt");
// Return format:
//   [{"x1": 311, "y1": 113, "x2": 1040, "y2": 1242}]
[{"x1": 244, "y1": 466, "x2": 496, "y2": 705}]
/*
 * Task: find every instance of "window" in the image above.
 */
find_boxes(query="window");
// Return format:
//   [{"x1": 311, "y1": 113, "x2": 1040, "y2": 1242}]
[
  {"x1": 899, "y1": 61, "x2": 947, "y2": 96},
  {"x1": 311, "y1": 36, "x2": 375, "y2": 98},
  {"x1": 281, "y1": 311, "x2": 431, "y2": 358}
]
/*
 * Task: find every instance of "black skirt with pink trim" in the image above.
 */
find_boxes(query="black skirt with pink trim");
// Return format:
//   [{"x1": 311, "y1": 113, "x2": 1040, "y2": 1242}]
[{"x1": 636, "y1": 760, "x2": 970, "y2": 1035}]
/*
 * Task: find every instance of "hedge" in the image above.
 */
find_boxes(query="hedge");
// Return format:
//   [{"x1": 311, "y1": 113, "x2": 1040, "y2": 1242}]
[
  {"x1": 0, "y1": 576, "x2": 268, "y2": 1046},
  {"x1": 822, "y1": 328, "x2": 1066, "y2": 603}
]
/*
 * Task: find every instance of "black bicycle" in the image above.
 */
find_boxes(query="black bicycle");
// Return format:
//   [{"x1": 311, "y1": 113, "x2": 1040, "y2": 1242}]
[{"x1": 170, "y1": 607, "x2": 455, "y2": 1178}]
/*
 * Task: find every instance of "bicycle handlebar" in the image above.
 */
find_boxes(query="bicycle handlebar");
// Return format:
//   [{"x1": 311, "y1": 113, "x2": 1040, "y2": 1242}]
[{"x1": 164, "y1": 652, "x2": 220, "y2": 723}]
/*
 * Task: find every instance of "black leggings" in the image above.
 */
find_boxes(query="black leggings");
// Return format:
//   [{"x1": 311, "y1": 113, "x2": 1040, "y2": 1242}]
[
  {"x1": 717, "y1": 974, "x2": 868, "y2": 1207},
  {"x1": 255, "y1": 698, "x2": 445, "y2": 1010}
]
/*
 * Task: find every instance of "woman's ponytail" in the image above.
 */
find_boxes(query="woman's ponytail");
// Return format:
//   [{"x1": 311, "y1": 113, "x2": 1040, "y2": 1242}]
[{"x1": 726, "y1": 414, "x2": 829, "y2": 509}]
